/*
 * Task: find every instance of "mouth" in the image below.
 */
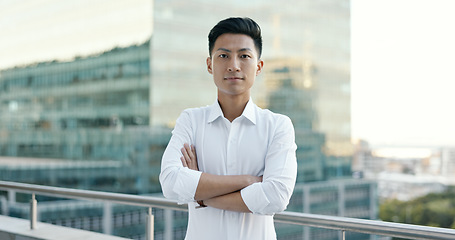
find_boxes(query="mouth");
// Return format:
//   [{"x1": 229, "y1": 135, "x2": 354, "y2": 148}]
[{"x1": 224, "y1": 77, "x2": 244, "y2": 81}]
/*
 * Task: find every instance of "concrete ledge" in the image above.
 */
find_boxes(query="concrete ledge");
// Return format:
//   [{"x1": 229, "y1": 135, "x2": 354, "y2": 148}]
[{"x1": 0, "y1": 215, "x2": 131, "y2": 240}]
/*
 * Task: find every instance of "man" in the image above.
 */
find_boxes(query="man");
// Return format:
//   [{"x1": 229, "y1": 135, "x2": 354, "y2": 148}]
[{"x1": 159, "y1": 17, "x2": 297, "y2": 240}]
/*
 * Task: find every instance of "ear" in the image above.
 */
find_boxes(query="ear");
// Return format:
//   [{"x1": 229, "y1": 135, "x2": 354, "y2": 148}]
[
  {"x1": 256, "y1": 59, "x2": 264, "y2": 76},
  {"x1": 206, "y1": 57, "x2": 213, "y2": 74}
]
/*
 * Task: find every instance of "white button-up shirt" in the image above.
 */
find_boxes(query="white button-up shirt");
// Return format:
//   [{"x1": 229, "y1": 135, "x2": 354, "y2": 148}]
[{"x1": 159, "y1": 99, "x2": 297, "y2": 240}]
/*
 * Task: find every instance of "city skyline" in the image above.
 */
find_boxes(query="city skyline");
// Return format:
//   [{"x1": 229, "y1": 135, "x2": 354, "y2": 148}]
[{"x1": 1, "y1": 0, "x2": 454, "y2": 148}]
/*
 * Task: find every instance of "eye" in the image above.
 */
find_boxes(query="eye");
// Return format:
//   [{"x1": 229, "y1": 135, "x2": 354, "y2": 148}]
[
  {"x1": 240, "y1": 54, "x2": 251, "y2": 59},
  {"x1": 219, "y1": 54, "x2": 228, "y2": 58}
]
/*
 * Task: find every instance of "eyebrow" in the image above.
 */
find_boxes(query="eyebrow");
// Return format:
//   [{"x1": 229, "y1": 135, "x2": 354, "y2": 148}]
[{"x1": 216, "y1": 47, "x2": 253, "y2": 53}]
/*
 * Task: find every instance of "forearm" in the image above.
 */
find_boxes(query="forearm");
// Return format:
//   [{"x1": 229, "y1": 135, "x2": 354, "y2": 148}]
[
  {"x1": 179, "y1": 143, "x2": 261, "y2": 201},
  {"x1": 194, "y1": 173, "x2": 260, "y2": 200},
  {"x1": 204, "y1": 191, "x2": 251, "y2": 213}
]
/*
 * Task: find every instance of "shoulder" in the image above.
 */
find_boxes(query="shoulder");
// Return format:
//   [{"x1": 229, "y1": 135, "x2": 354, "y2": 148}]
[
  {"x1": 255, "y1": 107, "x2": 296, "y2": 144},
  {"x1": 177, "y1": 105, "x2": 211, "y2": 122},
  {"x1": 256, "y1": 106, "x2": 293, "y2": 127},
  {"x1": 181, "y1": 105, "x2": 210, "y2": 115}
]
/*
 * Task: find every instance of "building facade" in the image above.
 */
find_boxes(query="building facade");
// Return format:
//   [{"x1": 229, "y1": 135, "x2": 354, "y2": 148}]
[
  {"x1": 0, "y1": 42, "x2": 151, "y2": 159},
  {"x1": 0, "y1": 42, "x2": 172, "y2": 195},
  {"x1": 441, "y1": 148, "x2": 455, "y2": 185}
]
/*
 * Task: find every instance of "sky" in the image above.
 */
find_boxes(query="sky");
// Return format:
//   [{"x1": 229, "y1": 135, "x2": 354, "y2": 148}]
[
  {"x1": 0, "y1": 0, "x2": 153, "y2": 67},
  {"x1": 0, "y1": 0, "x2": 454, "y2": 148},
  {"x1": 351, "y1": 0, "x2": 455, "y2": 147}
]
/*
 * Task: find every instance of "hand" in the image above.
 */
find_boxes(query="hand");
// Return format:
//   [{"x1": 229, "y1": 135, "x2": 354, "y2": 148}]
[
  {"x1": 247, "y1": 175, "x2": 263, "y2": 185},
  {"x1": 180, "y1": 143, "x2": 199, "y2": 171}
]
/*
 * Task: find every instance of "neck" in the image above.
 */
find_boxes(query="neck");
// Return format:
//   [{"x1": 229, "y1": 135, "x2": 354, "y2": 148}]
[{"x1": 218, "y1": 93, "x2": 250, "y2": 122}]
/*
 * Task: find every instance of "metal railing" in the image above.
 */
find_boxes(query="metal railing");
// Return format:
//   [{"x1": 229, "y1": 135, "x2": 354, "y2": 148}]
[{"x1": 1, "y1": 180, "x2": 455, "y2": 240}]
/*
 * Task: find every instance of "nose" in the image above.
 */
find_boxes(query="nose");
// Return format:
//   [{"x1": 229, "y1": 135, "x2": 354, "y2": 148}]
[{"x1": 227, "y1": 58, "x2": 240, "y2": 72}]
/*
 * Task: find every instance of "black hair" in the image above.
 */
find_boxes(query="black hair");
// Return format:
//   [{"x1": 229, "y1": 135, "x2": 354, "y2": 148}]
[{"x1": 208, "y1": 17, "x2": 262, "y2": 59}]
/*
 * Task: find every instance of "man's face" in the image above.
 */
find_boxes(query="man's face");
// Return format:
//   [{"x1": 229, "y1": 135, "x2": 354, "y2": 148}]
[{"x1": 206, "y1": 33, "x2": 263, "y2": 99}]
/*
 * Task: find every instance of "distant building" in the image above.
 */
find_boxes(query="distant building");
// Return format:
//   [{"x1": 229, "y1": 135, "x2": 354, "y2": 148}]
[
  {"x1": 352, "y1": 140, "x2": 386, "y2": 179},
  {"x1": 377, "y1": 172, "x2": 446, "y2": 201},
  {"x1": 353, "y1": 141, "x2": 454, "y2": 201},
  {"x1": 441, "y1": 148, "x2": 455, "y2": 185}
]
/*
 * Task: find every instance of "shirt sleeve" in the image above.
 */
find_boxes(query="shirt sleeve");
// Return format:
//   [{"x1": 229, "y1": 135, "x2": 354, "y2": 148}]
[
  {"x1": 240, "y1": 115, "x2": 297, "y2": 215},
  {"x1": 159, "y1": 110, "x2": 202, "y2": 204}
]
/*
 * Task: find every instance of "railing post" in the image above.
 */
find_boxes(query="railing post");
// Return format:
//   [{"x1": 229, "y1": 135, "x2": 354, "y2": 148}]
[
  {"x1": 103, "y1": 202, "x2": 112, "y2": 235},
  {"x1": 0, "y1": 196, "x2": 8, "y2": 215},
  {"x1": 8, "y1": 189, "x2": 16, "y2": 203},
  {"x1": 341, "y1": 230, "x2": 346, "y2": 240},
  {"x1": 164, "y1": 208, "x2": 173, "y2": 240},
  {"x1": 30, "y1": 193, "x2": 37, "y2": 229},
  {"x1": 146, "y1": 207, "x2": 154, "y2": 240}
]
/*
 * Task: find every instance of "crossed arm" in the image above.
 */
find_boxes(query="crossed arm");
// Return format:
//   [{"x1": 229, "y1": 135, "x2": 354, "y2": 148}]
[{"x1": 180, "y1": 143, "x2": 261, "y2": 212}]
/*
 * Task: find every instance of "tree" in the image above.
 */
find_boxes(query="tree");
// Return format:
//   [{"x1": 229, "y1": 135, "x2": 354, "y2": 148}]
[{"x1": 379, "y1": 188, "x2": 455, "y2": 240}]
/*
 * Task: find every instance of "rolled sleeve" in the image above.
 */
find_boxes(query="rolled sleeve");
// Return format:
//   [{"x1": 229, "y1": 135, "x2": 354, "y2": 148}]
[
  {"x1": 241, "y1": 115, "x2": 297, "y2": 215},
  {"x1": 171, "y1": 167, "x2": 202, "y2": 204},
  {"x1": 240, "y1": 182, "x2": 271, "y2": 215},
  {"x1": 160, "y1": 110, "x2": 201, "y2": 204}
]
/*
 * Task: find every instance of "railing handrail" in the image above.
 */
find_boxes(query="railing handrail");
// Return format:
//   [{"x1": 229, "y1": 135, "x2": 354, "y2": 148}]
[
  {"x1": 274, "y1": 211, "x2": 455, "y2": 240},
  {"x1": 1, "y1": 180, "x2": 455, "y2": 240},
  {"x1": 0, "y1": 180, "x2": 187, "y2": 212}
]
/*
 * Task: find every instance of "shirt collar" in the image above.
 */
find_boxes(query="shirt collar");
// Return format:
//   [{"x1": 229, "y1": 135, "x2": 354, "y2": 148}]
[
  {"x1": 207, "y1": 101, "x2": 224, "y2": 123},
  {"x1": 242, "y1": 98, "x2": 257, "y2": 124},
  {"x1": 207, "y1": 98, "x2": 257, "y2": 125}
]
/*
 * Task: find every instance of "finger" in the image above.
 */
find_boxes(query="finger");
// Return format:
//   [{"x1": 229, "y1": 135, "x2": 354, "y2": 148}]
[
  {"x1": 181, "y1": 156, "x2": 188, "y2": 167},
  {"x1": 186, "y1": 144, "x2": 195, "y2": 160},
  {"x1": 191, "y1": 145, "x2": 196, "y2": 155},
  {"x1": 183, "y1": 143, "x2": 190, "y2": 151},
  {"x1": 181, "y1": 147, "x2": 191, "y2": 162}
]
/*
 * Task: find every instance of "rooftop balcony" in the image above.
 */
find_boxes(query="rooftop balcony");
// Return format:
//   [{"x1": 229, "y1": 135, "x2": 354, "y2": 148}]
[{"x1": 1, "y1": 180, "x2": 455, "y2": 240}]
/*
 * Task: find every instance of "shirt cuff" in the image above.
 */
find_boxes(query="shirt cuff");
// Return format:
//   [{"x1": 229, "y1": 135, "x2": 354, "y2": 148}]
[
  {"x1": 172, "y1": 167, "x2": 202, "y2": 204},
  {"x1": 240, "y1": 182, "x2": 271, "y2": 215}
]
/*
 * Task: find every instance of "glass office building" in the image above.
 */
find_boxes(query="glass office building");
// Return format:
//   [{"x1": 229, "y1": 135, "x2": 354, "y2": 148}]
[
  {"x1": 0, "y1": 42, "x2": 173, "y2": 239},
  {"x1": 0, "y1": 41, "x2": 171, "y2": 195}
]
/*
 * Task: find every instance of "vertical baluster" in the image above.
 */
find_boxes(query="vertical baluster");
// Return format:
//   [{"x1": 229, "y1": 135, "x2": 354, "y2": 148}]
[
  {"x1": 30, "y1": 193, "x2": 37, "y2": 229},
  {"x1": 342, "y1": 230, "x2": 346, "y2": 240},
  {"x1": 103, "y1": 202, "x2": 112, "y2": 235},
  {"x1": 164, "y1": 209, "x2": 173, "y2": 240},
  {"x1": 146, "y1": 207, "x2": 154, "y2": 240}
]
